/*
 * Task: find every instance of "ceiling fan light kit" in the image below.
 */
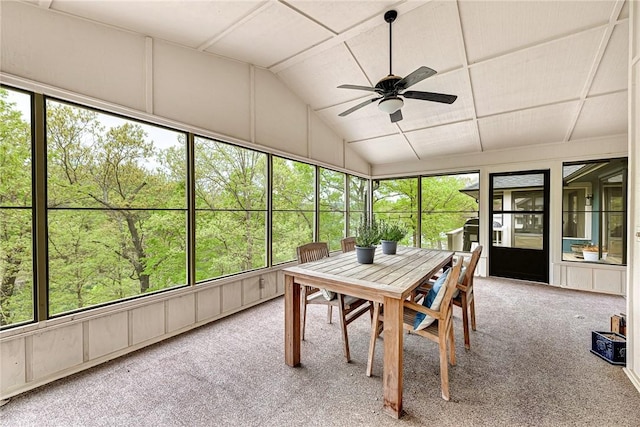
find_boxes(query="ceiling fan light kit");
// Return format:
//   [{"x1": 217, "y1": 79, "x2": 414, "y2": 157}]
[
  {"x1": 337, "y1": 9, "x2": 457, "y2": 123},
  {"x1": 378, "y1": 96, "x2": 403, "y2": 114}
]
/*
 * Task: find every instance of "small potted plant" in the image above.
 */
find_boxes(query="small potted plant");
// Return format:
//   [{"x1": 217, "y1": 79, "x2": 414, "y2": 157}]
[
  {"x1": 379, "y1": 220, "x2": 407, "y2": 255},
  {"x1": 355, "y1": 217, "x2": 381, "y2": 264}
]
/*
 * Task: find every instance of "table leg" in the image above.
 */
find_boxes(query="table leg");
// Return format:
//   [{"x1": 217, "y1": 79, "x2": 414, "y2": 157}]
[
  {"x1": 382, "y1": 296, "x2": 403, "y2": 418},
  {"x1": 284, "y1": 273, "x2": 301, "y2": 367}
]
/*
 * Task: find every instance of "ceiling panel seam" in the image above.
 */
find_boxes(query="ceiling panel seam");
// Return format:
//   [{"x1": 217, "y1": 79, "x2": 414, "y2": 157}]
[
  {"x1": 268, "y1": 2, "x2": 426, "y2": 74},
  {"x1": 563, "y1": 2, "x2": 624, "y2": 142},
  {"x1": 466, "y1": 24, "x2": 613, "y2": 69},
  {"x1": 453, "y1": 0, "x2": 482, "y2": 153},
  {"x1": 196, "y1": 2, "x2": 273, "y2": 52}
]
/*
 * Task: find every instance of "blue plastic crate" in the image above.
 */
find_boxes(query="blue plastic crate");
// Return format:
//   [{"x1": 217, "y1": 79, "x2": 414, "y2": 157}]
[{"x1": 591, "y1": 331, "x2": 626, "y2": 365}]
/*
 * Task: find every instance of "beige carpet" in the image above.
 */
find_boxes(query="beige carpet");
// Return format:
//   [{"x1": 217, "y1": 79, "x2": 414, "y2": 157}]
[{"x1": 1, "y1": 276, "x2": 638, "y2": 426}]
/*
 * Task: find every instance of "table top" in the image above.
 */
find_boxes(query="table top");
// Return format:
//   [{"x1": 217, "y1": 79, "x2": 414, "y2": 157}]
[{"x1": 283, "y1": 246, "x2": 453, "y2": 302}]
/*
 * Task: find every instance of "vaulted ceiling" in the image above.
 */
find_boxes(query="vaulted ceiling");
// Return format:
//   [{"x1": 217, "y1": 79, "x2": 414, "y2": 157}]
[{"x1": 22, "y1": 0, "x2": 629, "y2": 166}]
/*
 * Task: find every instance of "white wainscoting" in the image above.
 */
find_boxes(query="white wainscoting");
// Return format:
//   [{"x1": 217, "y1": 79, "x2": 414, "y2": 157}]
[{"x1": 0, "y1": 270, "x2": 283, "y2": 399}]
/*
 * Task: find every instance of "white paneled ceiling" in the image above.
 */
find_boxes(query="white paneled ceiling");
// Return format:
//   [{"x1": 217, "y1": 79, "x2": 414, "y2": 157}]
[{"x1": 24, "y1": 0, "x2": 628, "y2": 166}]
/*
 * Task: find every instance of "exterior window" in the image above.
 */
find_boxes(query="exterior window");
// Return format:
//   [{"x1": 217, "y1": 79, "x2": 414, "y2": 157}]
[
  {"x1": 562, "y1": 159, "x2": 627, "y2": 265},
  {"x1": 422, "y1": 173, "x2": 479, "y2": 251},
  {"x1": 0, "y1": 88, "x2": 34, "y2": 327},
  {"x1": 272, "y1": 157, "x2": 314, "y2": 264},
  {"x1": 194, "y1": 137, "x2": 267, "y2": 282},
  {"x1": 348, "y1": 175, "x2": 368, "y2": 235},
  {"x1": 510, "y1": 190, "x2": 544, "y2": 249},
  {"x1": 373, "y1": 178, "x2": 418, "y2": 246},
  {"x1": 46, "y1": 100, "x2": 187, "y2": 315},
  {"x1": 318, "y1": 168, "x2": 345, "y2": 251}
]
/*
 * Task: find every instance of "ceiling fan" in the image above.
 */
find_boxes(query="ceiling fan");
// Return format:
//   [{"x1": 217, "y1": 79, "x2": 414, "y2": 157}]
[{"x1": 337, "y1": 10, "x2": 457, "y2": 123}]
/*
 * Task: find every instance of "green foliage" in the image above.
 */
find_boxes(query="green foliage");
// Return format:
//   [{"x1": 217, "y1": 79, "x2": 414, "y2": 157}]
[
  {"x1": 379, "y1": 220, "x2": 407, "y2": 242},
  {"x1": 355, "y1": 217, "x2": 381, "y2": 248},
  {"x1": 0, "y1": 86, "x2": 479, "y2": 327}
]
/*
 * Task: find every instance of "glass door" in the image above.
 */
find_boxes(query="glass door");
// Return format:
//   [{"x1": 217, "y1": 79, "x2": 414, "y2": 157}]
[{"x1": 489, "y1": 170, "x2": 549, "y2": 282}]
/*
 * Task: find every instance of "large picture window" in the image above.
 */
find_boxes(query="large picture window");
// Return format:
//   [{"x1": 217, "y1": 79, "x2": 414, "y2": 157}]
[
  {"x1": 0, "y1": 88, "x2": 34, "y2": 326},
  {"x1": 422, "y1": 173, "x2": 479, "y2": 250},
  {"x1": 46, "y1": 100, "x2": 188, "y2": 315},
  {"x1": 318, "y1": 168, "x2": 345, "y2": 251},
  {"x1": 272, "y1": 157, "x2": 315, "y2": 264},
  {"x1": 562, "y1": 158, "x2": 627, "y2": 265},
  {"x1": 373, "y1": 178, "x2": 418, "y2": 246},
  {"x1": 194, "y1": 137, "x2": 267, "y2": 281},
  {"x1": 348, "y1": 175, "x2": 368, "y2": 236},
  {"x1": 373, "y1": 173, "x2": 480, "y2": 250}
]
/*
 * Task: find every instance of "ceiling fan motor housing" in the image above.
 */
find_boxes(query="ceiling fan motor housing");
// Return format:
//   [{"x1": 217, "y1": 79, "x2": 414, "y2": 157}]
[{"x1": 375, "y1": 75, "x2": 403, "y2": 93}]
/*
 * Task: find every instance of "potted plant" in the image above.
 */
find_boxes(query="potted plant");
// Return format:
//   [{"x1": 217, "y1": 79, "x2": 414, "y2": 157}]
[
  {"x1": 379, "y1": 220, "x2": 407, "y2": 255},
  {"x1": 355, "y1": 217, "x2": 381, "y2": 264}
]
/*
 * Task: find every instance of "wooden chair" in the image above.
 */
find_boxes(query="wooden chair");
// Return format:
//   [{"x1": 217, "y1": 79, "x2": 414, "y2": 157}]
[
  {"x1": 366, "y1": 259, "x2": 463, "y2": 401},
  {"x1": 297, "y1": 242, "x2": 372, "y2": 362},
  {"x1": 414, "y1": 245, "x2": 483, "y2": 350},
  {"x1": 340, "y1": 236, "x2": 356, "y2": 252}
]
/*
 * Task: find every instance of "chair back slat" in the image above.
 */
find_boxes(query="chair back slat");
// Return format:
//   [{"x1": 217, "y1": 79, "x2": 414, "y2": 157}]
[
  {"x1": 297, "y1": 242, "x2": 330, "y2": 264},
  {"x1": 439, "y1": 259, "x2": 463, "y2": 321},
  {"x1": 460, "y1": 245, "x2": 483, "y2": 290},
  {"x1": 340, "y1": 237, "x2": 356, "y2": 253}
]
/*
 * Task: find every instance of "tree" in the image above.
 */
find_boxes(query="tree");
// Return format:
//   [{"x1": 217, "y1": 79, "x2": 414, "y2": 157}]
[
  {"x1": 192, "y1": 138, "x2": 267, "y2": 280},
  {"x1": 0, "y1": 89, "x2": 33, "y2": 325},
  {"x1": 46, "y1": 102, "x2": 186, "y2": 314}
]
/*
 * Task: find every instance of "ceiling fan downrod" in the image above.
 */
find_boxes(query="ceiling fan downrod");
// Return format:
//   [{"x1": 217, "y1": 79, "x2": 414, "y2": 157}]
[{"x1": 384, "y1": 10, "x2": 397, "y2": 76}]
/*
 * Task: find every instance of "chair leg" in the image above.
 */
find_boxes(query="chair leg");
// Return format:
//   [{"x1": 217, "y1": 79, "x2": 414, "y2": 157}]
[
  {"x1": 366, "y1": 302, "x2": 382, "y2": 377},
  {"x1": 461, "y1": 294, "x2": 471, "y2": 350},
  {"x1": 439, "y1": 333, "x2": 450, "y2": 401},
  {"x1": 448, "y1": 324, "x2": 456, "y2": 366},
  {"x1": 301, "y1": 287, "x2": 308, "y2": 341},
  {"x1": 470, "y1": 297, "x2": 477, "y2": 331},
  {"x1": 327, "y1": 305, "x2": 333, "y2": 324},
  {"x1": 337, "y1": 295, "x2": 350, "y2": 362}
]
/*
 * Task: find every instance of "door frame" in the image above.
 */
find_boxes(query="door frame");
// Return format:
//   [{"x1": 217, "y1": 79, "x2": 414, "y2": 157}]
[{"x1": 489, "y1": 169, "x2": 550, "y2": 283}]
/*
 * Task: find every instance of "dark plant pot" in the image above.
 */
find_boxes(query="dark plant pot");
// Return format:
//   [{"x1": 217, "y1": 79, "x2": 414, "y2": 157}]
[
  {"x1": 355, "y1": 246, "x2": 376, "y2": 264},
  {"x1": 381, "y1": 240, "x2": 397, "y2": 255}
]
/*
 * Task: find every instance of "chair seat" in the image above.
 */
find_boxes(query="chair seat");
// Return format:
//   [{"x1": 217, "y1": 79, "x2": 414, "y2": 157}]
[
  {"x1": 306, "y1": 292, "x2": 365, "y2": 309},
  {"x1": 366, "y1": 260, "x2": 463, "y2": 401},
  {"x1": 403, "y1": 306, "x2": 441, "y2": 337},
  {"x1": 297, "y1": 240, "x2": 373, "y2": 363}
]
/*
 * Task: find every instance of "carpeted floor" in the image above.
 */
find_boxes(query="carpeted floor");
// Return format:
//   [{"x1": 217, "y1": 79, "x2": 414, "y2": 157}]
[{"x1": 1, "y1": 276, "x2": 638, "y2": 426}]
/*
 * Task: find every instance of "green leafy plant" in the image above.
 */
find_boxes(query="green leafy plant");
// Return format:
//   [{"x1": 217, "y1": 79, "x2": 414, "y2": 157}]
[
  {"x1": 379, "y1": 221, "x2": 407, "y2": 242},
  {"x1": 355, "y1": 217, "x2": 381, "y2": 248}
]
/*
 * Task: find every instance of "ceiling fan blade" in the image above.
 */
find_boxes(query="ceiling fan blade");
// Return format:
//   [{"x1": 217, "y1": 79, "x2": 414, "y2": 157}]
[
  {"x1": 337, "y1": 84, "x2": 378, "y2": 92},
  {"x1": 403, "y1": 90, "x2": 457, "y2": 104},
  {"x1": 390, "y1": 109, "x2": 403, "y2": 123},
  {"x1": 395, "y1": 66, "x2": 437, "y2": 90},
  {"x1": 338, "y1": 97, "x2": 381, "y2": 117}
]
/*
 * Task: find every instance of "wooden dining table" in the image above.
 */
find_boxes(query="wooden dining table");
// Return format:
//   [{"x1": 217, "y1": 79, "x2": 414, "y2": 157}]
[{"x1": 283, "y1": 246, "x2": 454, "y2": 418}]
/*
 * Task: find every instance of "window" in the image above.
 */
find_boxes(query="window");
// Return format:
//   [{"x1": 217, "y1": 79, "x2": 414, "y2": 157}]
[
  {"x1": 372, "y1": 174, "x2": 480, "y2": 250},
  {"x1": 318, "y1": 168, "x2": 346, "y2": 251},
  {"x1": 373, "y1": 178, "x2": 418, "y2": 246},
  {"x1": 562, "y1": 158, "x2": 627, "y2": 265},
  {"x1": 421, "y1": 173, "x2": 479, "y2": 251},
  {"x1": 194, "y1": 137, "x2": 267, "y2": 281},
  {"x1": 348, "y1": 175, "x2": 368, "y2": 236},
  {"x1": 46, "y1": 99, "x2": 187, "y2": 315},
  {"x1": 272, "y1": 157, "x2": 315, "y2": 264},
  {"x1": 0, "y1": 88, "x2": 34, "y2": 327}
]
